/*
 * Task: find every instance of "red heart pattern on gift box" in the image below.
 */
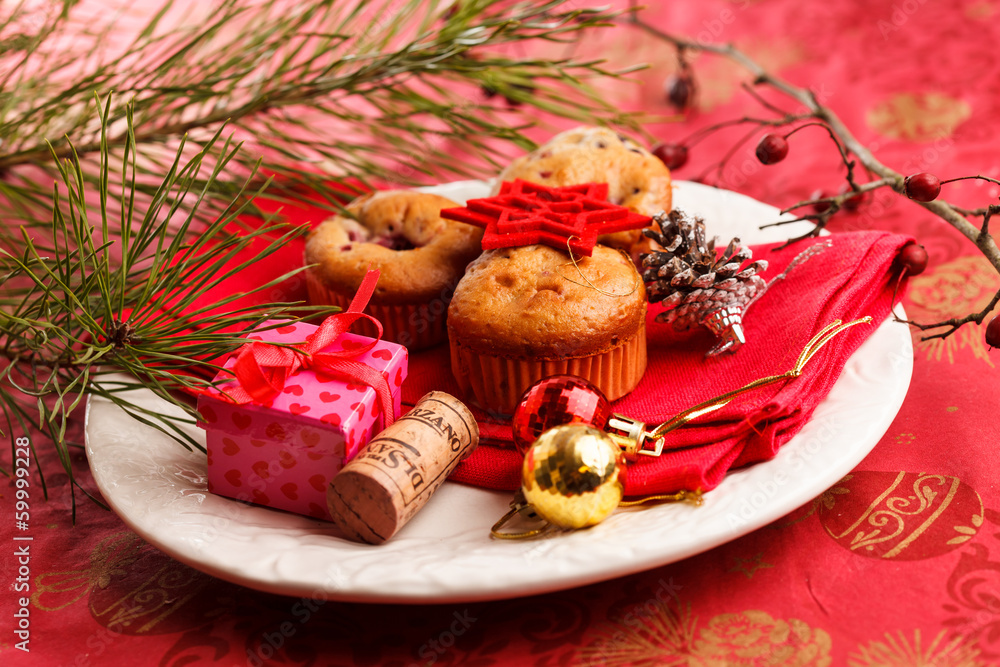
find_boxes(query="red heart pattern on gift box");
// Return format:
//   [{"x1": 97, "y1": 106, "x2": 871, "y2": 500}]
[
  {"x1": 207, "y1": 328, "x2": 405, "y2": 434},
  {"x1": 224, "y1": 469, "x2": 241, "y2": 487},
  {"x1": 207, "y1": 413, "x2": 347, "y2": 518},
  {"x1": 308, "y1": 474, "x2": 325, "y2": 493},
  {"x1": 201, "y1": 323, "x2": 406, "y2": 519},
  {"x1": 232, "y1": 413, "x2": 251, "y2": 430},
  {"x1": 277, "y1": 450, "x2": 296, "y2": 469},
  {"x1": 251, "y1": 461, "x2": 270, "y2": 480}
]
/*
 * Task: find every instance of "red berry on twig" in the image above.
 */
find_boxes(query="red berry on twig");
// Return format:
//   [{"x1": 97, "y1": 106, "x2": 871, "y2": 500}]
[
  {"x1": 755, "y1": 134, "x2": 788, "y2": 165},
  {"x1": 986, "y1": 316, "x2": 1000, "y2": 349},
  {"x1": 896, "y1": 242, "x2": 928, "y2": 276},
  {"x1": 904, "y1": 173, "x2": 941, "y2": 202},
  {"x1": 810, "y1": 189, "x2": 832, "y2": 214},
  {"x1": 652, "y1": 143, "x2": 688, "y2": 170},
  {"x1": 664, "y1": 74, "x2": 694, "y2": 111}
]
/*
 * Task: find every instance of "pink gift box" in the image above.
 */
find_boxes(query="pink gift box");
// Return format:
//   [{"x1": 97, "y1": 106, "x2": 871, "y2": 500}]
[{"x1": 197, "y1": 320, "x2": 408, "y2": 520}]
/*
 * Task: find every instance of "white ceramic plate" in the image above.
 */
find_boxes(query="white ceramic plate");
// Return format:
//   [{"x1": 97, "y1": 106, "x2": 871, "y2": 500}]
[{"x1": 84, "y1": 181, "x2": 913, "y2": 603}]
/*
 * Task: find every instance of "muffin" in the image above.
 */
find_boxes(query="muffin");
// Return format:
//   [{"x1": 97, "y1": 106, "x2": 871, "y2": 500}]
[
  {"x1": 496, "y1": 126, "x2": 673, "y2": 259},
  {"x1": 447, "y1": 244, "x2": 648, "y2": 414},
  {"x1": 305, "y1": 190, "x2": 483, "y2": 349}
]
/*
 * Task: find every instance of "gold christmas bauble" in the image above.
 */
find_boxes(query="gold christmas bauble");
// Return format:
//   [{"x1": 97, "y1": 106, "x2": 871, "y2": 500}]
[{"x1": 521, "y1": 423, "x2": 627, "y2": 529}]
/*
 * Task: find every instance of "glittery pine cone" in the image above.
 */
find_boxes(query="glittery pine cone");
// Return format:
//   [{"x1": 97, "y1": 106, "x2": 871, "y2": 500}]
[{"x1": 641, "y1": 209, "x2": 768, "y2": 354}]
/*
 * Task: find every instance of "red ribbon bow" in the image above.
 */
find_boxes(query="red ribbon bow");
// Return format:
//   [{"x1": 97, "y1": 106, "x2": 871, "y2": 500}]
[{"x1": 223, "y1": 269, "x2": 394, "y2": 426}]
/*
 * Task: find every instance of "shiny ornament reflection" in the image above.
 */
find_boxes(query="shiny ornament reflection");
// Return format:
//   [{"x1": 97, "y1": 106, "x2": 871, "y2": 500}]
[
  {"x1": 512, "y1": 375, "x2": 612, "y2": 454},
  {"x1": 521, "y1": 424, "x2": 626, "y2": 529}
]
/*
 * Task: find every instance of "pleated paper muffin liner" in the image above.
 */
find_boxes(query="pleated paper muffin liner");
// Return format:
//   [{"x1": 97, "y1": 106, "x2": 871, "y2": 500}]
[{"x1": 449, "y1": 325, "x2": 647, "y2": 416}]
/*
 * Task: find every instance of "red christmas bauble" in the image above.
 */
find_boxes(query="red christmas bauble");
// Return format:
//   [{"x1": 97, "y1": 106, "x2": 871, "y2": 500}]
[{"x1": 512, "y1": 375, "x2": 612, "y2": 454}]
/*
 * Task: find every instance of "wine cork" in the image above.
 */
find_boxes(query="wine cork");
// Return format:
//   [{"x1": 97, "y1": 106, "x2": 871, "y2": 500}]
[{"x1": 327, "y1": 391, "x2": 479, "y2": 544}]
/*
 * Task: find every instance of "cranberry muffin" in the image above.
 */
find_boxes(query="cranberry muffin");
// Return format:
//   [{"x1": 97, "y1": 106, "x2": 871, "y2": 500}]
[
  {"x1": 447, "y1": 244, "x2": 648, "y2": 414},
  {"x1": 305, "y1": 190, "x2": 483, "y2": 349}
]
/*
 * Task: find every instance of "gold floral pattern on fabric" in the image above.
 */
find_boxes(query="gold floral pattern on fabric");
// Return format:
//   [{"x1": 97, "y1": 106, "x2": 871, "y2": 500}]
[
  {"x1": 32, "y1": 531, "x2": 144, "y2": 612},
  {"x1": 32, "y1": 530, "x2": 219, "y2": 635},
  {"x1": 848, "y1": 629, "x2": 986, "y2": 666},
  {"x1": 942, "y1": 514, "x2": 1000, "y2": 662},
  {"x1": 867, "y1": 92, "x2": 971, "y2": 142},
  {"x1": 578, "y1": 596, "x2": 831, "y2": 666},
  {"x1": 965, "y1": 1, "x2": 995, "y2": 20},
  {"x1": 692, "y1": 611, "x2": 832, "y2": 667},
  {"x1": 728, "y1": 552, "x2": 775, "y2": 579},
  {"x1": 905, "y1": 256, "x2": 1000, "y2": 367},
  {"x1": 86, "y1": 554, "x2": 212, "y2": 635},
  {"x1": 818, "y1": 471, "x2": 984, "y2": 560},
  {"x1": 577, "y1": 594, "x2": 696, "y2": 665}
]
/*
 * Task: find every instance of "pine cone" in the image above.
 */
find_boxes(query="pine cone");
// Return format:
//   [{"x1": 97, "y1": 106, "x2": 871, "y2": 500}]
[{"x1": 641, "y1": 209, "x2": 768, "y2": 354}]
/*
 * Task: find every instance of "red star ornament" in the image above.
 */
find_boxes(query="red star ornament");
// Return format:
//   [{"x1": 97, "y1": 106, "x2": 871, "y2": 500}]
[{"x1": 440, "y1": 179, "x2": 651, "y2": 256}]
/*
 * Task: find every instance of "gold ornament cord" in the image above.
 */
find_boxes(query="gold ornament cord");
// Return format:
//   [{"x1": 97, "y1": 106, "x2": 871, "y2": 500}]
[
  {"x1": 491, "y1": 504, "x2": 548, "y2": 540},
  {"x1": 555, "y1": 236, "x2": 640, "y2": 297},
  {"x1": 490, "y1": 490, "x2": 704, "y2": 540},
  {"x1": 618, "y1": 489, "x2": 704, "y2": 508},
  {"x1": 648, "y1": 316, "x2": 872, "y2": 442}
]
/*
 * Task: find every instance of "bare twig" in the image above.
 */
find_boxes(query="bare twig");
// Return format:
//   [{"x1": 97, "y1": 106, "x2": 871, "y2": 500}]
[
  {"x1": 627, "y1": 15, "x2": 1000, "y2": 338},
  {"x1": 775, "y1": 178, "x2": 893, "y2": 218},
  {"x1": 982, "y1": 204, "x2": 1000, "y2": 238},
  {"x1": 782, "y1": 121, "x2": 859, "y2": 190},
  {"x1": 897, "y1": 289, "x2": 1000, "y2": 341}
]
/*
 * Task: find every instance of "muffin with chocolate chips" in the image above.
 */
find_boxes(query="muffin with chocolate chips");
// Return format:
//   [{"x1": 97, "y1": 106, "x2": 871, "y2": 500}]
[
  {"x1": 447, "y1": 244, "x2": 648, "y2": 414},
  {"x1": 495, "y1": 126, "x2": 672, "y2": 258},
  {"x1": 305, "y1": 190, "x2": 483, "y2": 349}
]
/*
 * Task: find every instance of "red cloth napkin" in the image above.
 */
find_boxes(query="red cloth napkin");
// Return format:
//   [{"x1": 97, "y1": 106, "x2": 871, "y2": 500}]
[{"x1": 398, "y1": 231, "x2": 913, "y2": 496}]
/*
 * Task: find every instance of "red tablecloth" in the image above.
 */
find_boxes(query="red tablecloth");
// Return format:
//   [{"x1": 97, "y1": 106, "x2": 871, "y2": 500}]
[{"x1": 5, "y1": 1, "x2": 1000, "y2": 665}]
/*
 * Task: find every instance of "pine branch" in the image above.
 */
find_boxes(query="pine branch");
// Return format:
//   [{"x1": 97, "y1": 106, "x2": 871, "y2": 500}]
[
  {"x1": 1, "y1": 0, "x2": 640, "y2": 234},
  {"x1": 0, "y1": 0, "x2": 649, "y2": 504}
]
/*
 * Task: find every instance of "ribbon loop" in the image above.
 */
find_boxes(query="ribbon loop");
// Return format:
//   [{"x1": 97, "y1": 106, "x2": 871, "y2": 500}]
[{"x1": 222, "y1": 269, "x2": 395, "y2": 426}]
